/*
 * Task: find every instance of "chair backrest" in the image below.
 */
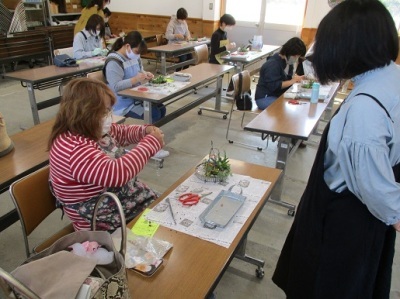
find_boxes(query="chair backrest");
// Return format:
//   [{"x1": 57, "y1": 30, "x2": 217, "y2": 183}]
[
  {"x1": 9, "y1": 165, "x2": 73, "y2": 257},
  {"x1": 87, "y1": 70, "x2": 106, "y2": 83},
  {"x1": 231, "y1": 70, "x2": 251, "y2": 97},
  {"x1": 193, "y1": 44, "x2": 208, "y2": 65},
  {"x1": 53, "y1": 47, "x2": 73, "y2": 57},
  {"x1": 156, "y1": 33, "x2": 167, "y2": 46}
]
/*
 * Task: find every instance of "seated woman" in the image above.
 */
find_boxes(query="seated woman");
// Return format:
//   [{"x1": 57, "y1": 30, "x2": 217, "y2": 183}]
[
  {"x1": 73, "y1": 14, "x2": 107, "y2": 60},
  {"x1": 48, "y1": 78, "x2": 165, "y2": 232},
  {"x1": 104, "y1": 31, "x2": 169, "y2": 158},
  {"x1": 104, "y1": 31, "x2": 166, "y2": 123},
  {"x1": 165, "y1": 7, "x2": 192, "y2": 70},
  {"x1": 255, "y1": 37, "x2": 306, "y2": 110}
]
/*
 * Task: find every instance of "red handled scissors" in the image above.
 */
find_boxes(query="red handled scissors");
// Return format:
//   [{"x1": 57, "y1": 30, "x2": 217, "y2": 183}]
[{"x1": 178, "y1": 193, "x2": 201, "y2": 206}]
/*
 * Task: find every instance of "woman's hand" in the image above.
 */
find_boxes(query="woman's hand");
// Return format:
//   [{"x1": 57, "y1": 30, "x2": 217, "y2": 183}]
[
  {"x1": 131, "y1": 72, "x2": 148, "y2": 85},
  {"x1": 144, "y1": 72, "x2": 154, "y2": 80},
  {"x1": 291, "y1": 74, "x2": 305, "y2": 84},
  {"x1": 175, "y1": 33, "x2": 185, "y2": 40},
  {"x1": 393, "y1": 220, "x2": 400, "y2": 232},
  {"x1": 146, "y1": 126, "x2": 165, "y2": 146}
]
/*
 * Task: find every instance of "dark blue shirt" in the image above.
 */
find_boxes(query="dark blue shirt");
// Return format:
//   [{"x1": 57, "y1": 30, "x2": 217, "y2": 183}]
[{"x1": 255, "y1": 53, "x2": 293, "y2": 99}]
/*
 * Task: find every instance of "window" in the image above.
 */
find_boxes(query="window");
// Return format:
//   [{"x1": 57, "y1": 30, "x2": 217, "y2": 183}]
[
  {"x1": 225, "y1": 0, "x2": 306, "y2": 28},
  {"x1": 381, "y1": 0, "x2": 400, "y2": 31},
  {"x1": 264, "y1": 0, "x2": 306, "y2": 26}
]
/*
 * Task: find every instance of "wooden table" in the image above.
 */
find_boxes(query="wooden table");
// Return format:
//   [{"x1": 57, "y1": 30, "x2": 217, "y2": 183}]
[
  {"x1": 244, "y1": 83, "x2": 340, "y2": 215},
  {"x1": 118, "y1": 63, "x2": 233, "y2": 125},
  {"x1": 127, "y1": 158, "x2": 282, "y2": 298},
  {"x1": 147, "y1": 39, "x2": 210, "y2": 75},
  {"x1": 0, "y1": 116, "x2": 125, "y2": 232},
  {"x1": 221, "y1": 45, "x2": 281, "y2": 74},
  {"x1": 4, "y1": 60, "x2": 104, "y2": 125}
]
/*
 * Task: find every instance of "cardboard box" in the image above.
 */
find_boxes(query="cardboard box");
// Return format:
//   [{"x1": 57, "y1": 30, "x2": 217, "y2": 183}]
[{"x1": 49, "y1": 1, "x2": 59, "y2": 14}]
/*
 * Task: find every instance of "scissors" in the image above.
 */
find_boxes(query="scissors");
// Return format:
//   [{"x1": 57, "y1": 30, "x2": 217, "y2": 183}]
[{"x1": 178, "y1": 193, "x2": 201, "y2": 206}]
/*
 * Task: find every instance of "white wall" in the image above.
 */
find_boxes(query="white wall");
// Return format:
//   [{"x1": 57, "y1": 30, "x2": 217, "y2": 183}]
[
  {"x1": 303, "y1": 0, "x2": 331, "y2": 28},
  {"x1": 109, "y1": 0, "x2": 330, "y2": 27},
  {"x1": 108, "y1": 0, "x2": 203, "y2": 18}
]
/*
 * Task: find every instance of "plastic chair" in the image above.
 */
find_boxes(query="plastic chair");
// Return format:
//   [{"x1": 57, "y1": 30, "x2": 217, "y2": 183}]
[
  {"x1": 193, "y1": 44, "x2": 208, "y2": 65},
  {"x1": 9, "y1": 166, "x2": 74, "y2": 258},
  {"x1": 226, "y1": 70, "x2": 267, "y2": 150},
  {"x1": 0, "y1": 266, "x2": 40, "y2": 299}
]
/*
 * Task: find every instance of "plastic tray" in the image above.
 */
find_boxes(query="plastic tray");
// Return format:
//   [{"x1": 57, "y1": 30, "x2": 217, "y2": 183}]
[{"x1": 199, "y1": 190, "x2": 246, "y2": 229}]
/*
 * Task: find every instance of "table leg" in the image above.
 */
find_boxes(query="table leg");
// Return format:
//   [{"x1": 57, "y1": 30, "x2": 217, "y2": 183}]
[
  {"x1": 160, "y1": 53, "x2": 167, "y2": 75},
  {"x1": 269, "y1": 136, "x2": 296, "y2": 216},
  {"x1": 27, "y1": 82, "x2": 40, "y2": 125},
  {"x1": 143, "y1": 101, "x2": 153, "y2": 124},
  {"x1": 234, "y1": 233, "x2": 265, "y2": 278}
]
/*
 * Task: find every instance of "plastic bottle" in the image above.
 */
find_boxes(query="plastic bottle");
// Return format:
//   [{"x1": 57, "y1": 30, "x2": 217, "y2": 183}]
[{"x1": 310, "y1": 82, "x2": 320, "y2": 104}]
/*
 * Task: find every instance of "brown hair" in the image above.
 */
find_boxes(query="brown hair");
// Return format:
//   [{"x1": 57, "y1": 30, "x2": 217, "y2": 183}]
[{"x1": 48, "y1": 78, "x2": 116, "y2": 149}]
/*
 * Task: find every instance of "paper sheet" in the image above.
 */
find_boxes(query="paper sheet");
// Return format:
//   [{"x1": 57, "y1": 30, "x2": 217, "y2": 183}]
[
  {"x1": 131, "y1": 81, "x2": 190, "y2": 95},
  {"x1": 145, "y1": 173, "x2": 272, "y2": 248},
  {"x1": 131, "y1": 209, "x2": 160, "y2": 237}
]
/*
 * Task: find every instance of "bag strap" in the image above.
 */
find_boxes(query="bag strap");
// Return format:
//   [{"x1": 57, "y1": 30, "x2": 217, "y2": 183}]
[
  {"x1": 103, "y1": 55, "x2": 124, "y2": 81},
  {"x1": 238, "y1": 72, "x2": 243, "y2": 96},
  {"x1": 91, "y1": 192, "x2": 126, "y2": 258},
  {"x1": 80, "y1": 30, "x2": 87, "y2": 41},
  {"x1": 355, "y1": 93, "x2": 393, "y2": 123}
]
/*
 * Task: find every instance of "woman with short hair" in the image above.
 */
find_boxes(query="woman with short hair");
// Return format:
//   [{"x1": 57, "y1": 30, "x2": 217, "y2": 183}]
[{"x1": 273, "y1": 0, "x2": 400, "y2": 297}]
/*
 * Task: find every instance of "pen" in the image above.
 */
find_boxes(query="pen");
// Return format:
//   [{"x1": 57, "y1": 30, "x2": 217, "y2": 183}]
[{"x1": 166, "y1": 198, "x2": 177, "y2": 225}]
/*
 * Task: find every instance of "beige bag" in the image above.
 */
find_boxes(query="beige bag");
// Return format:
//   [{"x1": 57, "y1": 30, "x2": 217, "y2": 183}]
[{"x1": 6, "y1": 192, "x2": 130, "y2": 299}]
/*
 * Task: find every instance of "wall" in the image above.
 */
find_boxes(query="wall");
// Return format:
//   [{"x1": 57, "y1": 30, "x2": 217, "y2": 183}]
[{"x1": 108, "y1": 0, "x2": 203, "y2": 18}]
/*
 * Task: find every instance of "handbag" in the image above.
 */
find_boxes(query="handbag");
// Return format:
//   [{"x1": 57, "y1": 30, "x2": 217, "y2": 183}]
[
  {"x1": 235, "y1": 72, "x2": 253, "y2": 111},
  {"x1": 7, "y1": 192, "x2": 130, "y2": 299},
  {"x1": 54, "y1": 54, "x2": 78, "y2": 67}
]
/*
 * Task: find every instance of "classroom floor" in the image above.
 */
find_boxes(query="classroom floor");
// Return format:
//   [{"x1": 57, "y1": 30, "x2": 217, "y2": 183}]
[{"x1": 0, "y1": 60, "x2": 399, "y2": 299}]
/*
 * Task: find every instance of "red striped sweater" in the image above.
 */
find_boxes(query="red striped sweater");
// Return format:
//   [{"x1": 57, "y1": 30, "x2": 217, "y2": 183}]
[{"x1": 49, "y1": 124, "x2": 161, "y2": 230}]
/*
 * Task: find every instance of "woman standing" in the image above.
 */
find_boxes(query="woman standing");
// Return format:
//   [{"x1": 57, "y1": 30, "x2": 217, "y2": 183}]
[
  {"x1": 272, "y1": 1, "x2": 400, "y2": 298},
  {"x1": 209, "y1": 14, "x2": 236, "y2": 64},
  {"x1": 49, "y1": 78, "x2": 165, "y2": 231},
  {"x1": 74, "y1": 0, "x2": 109, "y2": 35}
]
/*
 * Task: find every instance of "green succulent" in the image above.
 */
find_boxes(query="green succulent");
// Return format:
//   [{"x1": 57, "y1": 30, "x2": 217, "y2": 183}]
[{"x1": 150, "y1": 75, "x2": 167, "y2": 84}]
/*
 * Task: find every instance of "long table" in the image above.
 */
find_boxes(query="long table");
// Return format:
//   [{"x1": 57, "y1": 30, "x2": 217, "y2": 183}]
[
  {"x1": 118, "y1": 63, "x2": 233, "y2": 125},
  {"x1": 127, "y1": 158, "x2": 282, "y2": 298},
  {"x1": 244, "y1": 83, "x2": 340, "y2": 215},
  {"x1": 147, "y1": 39, "x2": 210, "y2": 75},
  {"x1": 3, "y1": 59, "x2": 104, "y2": 125},
  {"x1": 0, "y1": 116, "x2": 125, "y2": 232},
  {"x1": 221, "y1": 44, "x2": 281, "y2": 74}
]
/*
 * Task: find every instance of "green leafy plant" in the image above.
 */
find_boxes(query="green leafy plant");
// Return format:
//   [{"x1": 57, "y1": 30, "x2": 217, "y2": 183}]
[
  {"x1": 301, "y1": 79, "x2": 315, "y2": 89},
  {"x1": 237, "y1": 45, "x2": 249, "y2": 53},
  {"x1": 150, "y1": 75, "x2": 167, "y2": 84}
]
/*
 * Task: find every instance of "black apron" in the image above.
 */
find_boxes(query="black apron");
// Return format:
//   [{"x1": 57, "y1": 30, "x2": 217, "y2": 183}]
[{"x1": 272, "y1": 94, "x2": 398, "y2": 299}]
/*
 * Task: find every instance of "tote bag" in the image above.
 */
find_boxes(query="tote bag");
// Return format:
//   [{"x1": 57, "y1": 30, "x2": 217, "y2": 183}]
[{"x1": 9, "y1": 192, "x2": 130, "y2": 299}]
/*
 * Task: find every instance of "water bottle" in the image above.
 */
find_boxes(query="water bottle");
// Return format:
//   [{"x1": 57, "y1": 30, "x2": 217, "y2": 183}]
[{"x1": 310, "y1": 82, "x2": 320, "y2": 104}]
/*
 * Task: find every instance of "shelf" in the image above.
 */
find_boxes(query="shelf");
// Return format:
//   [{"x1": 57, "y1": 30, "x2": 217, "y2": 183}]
[{"x1": 52, "y1": 12, "x2": 80, "y2": 16}]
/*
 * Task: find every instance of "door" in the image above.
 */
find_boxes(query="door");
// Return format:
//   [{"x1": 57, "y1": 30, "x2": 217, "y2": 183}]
[{"x1": 225, "y1": 0, "x2": 307, "y2": 47}]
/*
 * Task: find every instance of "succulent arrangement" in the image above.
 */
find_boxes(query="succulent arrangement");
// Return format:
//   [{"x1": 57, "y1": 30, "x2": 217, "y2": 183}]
[
  {"x1": 237, "y1": 45, "x2": 250, "y2": 53},
  {"x1": 196, "y1": 142, "x2": 231, "y2": 182},
  {"x1": 301, "y1": 79, "x2": 315, "y2": 89}
]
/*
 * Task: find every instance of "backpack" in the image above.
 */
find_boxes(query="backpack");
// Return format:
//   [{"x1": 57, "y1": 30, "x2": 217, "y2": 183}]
[{"x1": 235, "y1": 72, "x2": 253, "y2": 110}]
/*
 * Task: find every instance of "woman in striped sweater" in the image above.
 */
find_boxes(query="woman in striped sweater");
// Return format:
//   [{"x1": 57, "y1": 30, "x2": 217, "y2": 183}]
[{"x1": 48, "y1": 78, "x2": 165, "y2": 231}]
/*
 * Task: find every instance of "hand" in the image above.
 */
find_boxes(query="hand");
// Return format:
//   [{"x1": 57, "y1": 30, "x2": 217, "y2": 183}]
[
  {"x1": 101, "y1": 49, "x2": 108, "y2": 56},
  {"x1": 393, "y1": 220, "x2": 400, "y2": 232},
  {"x1": 175, "y1": 34, "x2": 185, "y2": 40},
  {"x1": 292, "y1": 74, "x2": 305, "y2": 84},
  {"x1": 148, "y1": 127, "x2": 165, "y2": 146},
  {"x1": 144, "y1": 72, "x2": 154, "y2": 80},
  {"x1": 227, "y1": 42, "x2": 236, "y2": 51},
  {"x1": 132, "y1": 72, "x2": 148, "y2": 85},
  {"x1": 92, "y1": 48, "x2": 102, "y2": 56}
]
